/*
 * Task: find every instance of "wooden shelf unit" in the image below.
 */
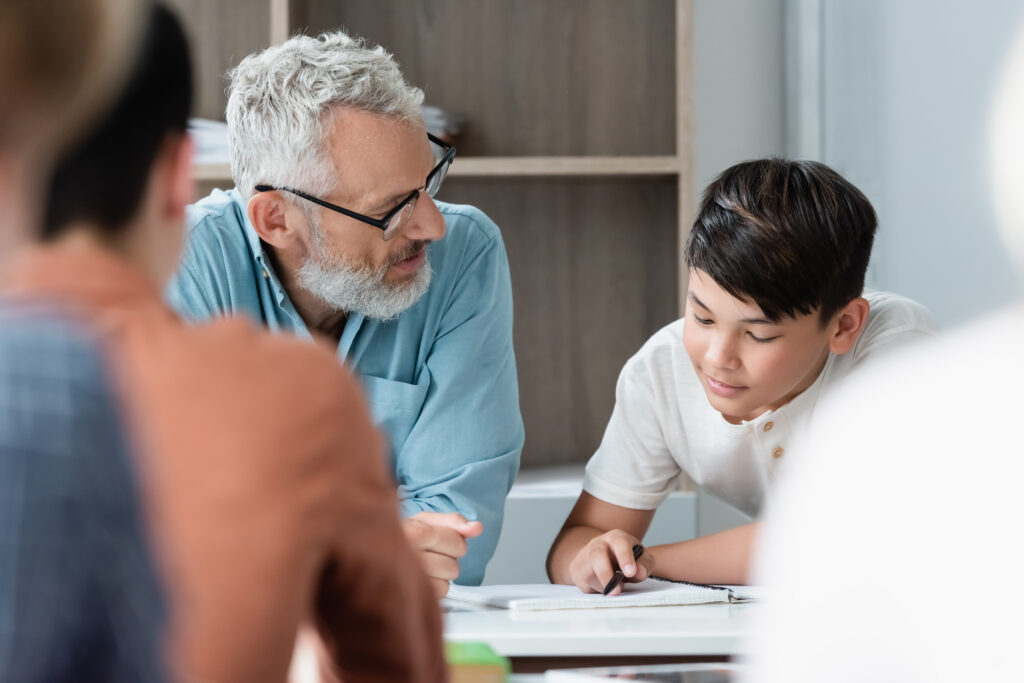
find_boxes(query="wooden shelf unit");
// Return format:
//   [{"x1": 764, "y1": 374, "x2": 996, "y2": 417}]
[
  {"x1": 171, "y1": 0, "x2": 694, "y2": 470},
  {"x1": 197, "y1": 155, "x2": 685, "y2": 180}
]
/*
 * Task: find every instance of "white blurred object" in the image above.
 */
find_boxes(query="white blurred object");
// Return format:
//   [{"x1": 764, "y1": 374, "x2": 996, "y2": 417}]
[
  {"x1": 188, "y1": 118, "x2": 230, "y2": 165},
  {"x1": 745, "y1": 310, "x2": 1024, "y2": 683}
]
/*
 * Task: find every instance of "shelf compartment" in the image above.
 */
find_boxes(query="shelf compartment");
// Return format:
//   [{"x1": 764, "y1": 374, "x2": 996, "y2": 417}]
[{"x1": 193, "y1": 156, "x2": 683, "y2": 184}]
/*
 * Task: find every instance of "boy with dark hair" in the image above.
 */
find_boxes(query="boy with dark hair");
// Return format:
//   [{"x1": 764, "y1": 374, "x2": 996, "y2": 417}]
[
  {"x1": 548, "y1": 158, "x2": 936, "y2": 590},
  {"x1": 3, "y1": 5, "x2": 444, "y2": 682}
]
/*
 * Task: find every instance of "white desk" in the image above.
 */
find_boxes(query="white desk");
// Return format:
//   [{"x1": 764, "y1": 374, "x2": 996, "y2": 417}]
[{"x1": 443, "y1": 600, "x2": 756, "y2": 673}]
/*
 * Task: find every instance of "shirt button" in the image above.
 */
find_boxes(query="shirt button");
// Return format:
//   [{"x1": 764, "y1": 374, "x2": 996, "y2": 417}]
[
  {"x1": 262, "y1": 269, "x2": 269, "y2": 279},
  {"x1": 772, "y1": 447, "x2": 785, "y2": 459},
  {"x1": 763, "y1": 421, "x2": 774, "y2": 432}
]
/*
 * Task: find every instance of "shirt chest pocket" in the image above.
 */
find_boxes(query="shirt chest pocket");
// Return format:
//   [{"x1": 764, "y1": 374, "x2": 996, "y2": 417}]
[{"x1": 360, "y1": 374, "x2": 429, "y2": 456}]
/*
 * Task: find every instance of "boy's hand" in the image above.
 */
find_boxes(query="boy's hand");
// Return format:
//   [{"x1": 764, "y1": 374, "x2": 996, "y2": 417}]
[
  {"x1": 402, "y1": 512, "x2": 483, "y2": 599},
  {"x1": 568, "y1": 529, "x2": 655, "y2": 594}
]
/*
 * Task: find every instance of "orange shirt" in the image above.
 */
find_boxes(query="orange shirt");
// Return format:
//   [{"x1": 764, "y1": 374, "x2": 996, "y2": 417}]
[{"x1": 1, "y1": 243, "x2": 446, "y2": 683}]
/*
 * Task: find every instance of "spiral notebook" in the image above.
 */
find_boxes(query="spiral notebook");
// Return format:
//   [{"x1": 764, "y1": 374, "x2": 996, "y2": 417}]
[
  {"x1": 446, "y1": 577, "x2": 760, "y2": 611},
  {"x1": 545, "y1": 662, "x2": 745, "y2": 681}
]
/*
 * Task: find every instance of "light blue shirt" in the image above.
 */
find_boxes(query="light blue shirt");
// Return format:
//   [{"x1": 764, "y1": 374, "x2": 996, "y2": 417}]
[{"x1": 166, "y1": 189, "x2": 523, "y2": 585}]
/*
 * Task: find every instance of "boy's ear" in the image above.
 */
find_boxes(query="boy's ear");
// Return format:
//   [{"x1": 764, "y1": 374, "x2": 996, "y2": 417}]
[
  {"x1": 827, "y1": 297, "x2": 870, "y2": 355},
  {"x1": 248, "y1": 189, "x2": 303, "y2": 249}
]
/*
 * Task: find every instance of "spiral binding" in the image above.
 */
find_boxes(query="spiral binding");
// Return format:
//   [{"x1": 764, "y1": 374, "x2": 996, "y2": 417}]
[{"x1": 649, "y1": 574, "x2": 727, "y2": 590}]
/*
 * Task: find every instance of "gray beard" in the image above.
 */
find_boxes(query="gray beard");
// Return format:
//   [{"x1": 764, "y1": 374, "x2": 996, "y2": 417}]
[{"x1": 296, "y1": 224, "x2": 432, "y2": 322}]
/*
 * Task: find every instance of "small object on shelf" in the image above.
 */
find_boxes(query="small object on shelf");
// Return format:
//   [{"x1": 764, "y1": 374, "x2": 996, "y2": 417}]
[
  {"x1": 188, "y1": 117, "x2": 230, "y2": 165},
  {"x1": 446, "y1": 641, "x2": 509, "y2": 683},
  {"x1": 422, "y1": 104, "x2": 467, "y2": 145}
]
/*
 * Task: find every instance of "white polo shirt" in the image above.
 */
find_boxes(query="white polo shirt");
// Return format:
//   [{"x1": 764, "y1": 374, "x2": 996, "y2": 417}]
[{"x1": 583, "y1": 290, "x2": 937, "y2": 518}]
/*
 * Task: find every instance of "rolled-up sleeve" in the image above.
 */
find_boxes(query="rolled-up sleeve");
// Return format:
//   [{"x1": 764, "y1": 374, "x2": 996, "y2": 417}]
[{"x1": 583, "y1": 353, "x2": 684, "y2": 510}]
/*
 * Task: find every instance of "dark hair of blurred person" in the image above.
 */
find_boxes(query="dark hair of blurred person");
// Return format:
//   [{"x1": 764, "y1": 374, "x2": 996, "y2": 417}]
[{"x1": 43, "y1": 0, "x2": 191, "y2": 243}]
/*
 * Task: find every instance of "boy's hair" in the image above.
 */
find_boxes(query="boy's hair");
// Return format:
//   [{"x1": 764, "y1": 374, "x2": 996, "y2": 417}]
[
  {"x1": 42, "y1": 3, "x2": 192, "y2": 239},
  {"x1": 685, "y1": 158, "x2": 877, "y2": 323}
]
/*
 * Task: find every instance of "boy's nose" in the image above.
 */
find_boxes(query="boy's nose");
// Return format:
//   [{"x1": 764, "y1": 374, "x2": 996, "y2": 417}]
[{"x1": 706, "y1": 334, "x2": 741, "y2": 370}]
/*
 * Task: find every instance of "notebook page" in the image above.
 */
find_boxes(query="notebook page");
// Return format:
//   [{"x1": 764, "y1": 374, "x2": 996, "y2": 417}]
[
  {"x1": 447, "y1": 579, "x2": 751, "y2": 611},
  {"x1": 545, "y1": 662, "x2": 746, "y2": 681}
]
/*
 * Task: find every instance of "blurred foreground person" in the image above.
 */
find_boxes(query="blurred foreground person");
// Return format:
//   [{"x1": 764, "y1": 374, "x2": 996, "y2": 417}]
[
  {"x1": 3, "y1": 4, "x2": 445, "y2": 683},
  {"x1": 0, "y1": 1, "x2": 169, "y2": 682},
  {"x1": 745, "y1": 21, "x2": 1024, "y2": 683}
]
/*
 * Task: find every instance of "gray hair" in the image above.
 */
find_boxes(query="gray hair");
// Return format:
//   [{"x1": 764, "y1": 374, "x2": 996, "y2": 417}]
[{"x1": 226, "y1": 30, "x2": 425, "y2": 201}]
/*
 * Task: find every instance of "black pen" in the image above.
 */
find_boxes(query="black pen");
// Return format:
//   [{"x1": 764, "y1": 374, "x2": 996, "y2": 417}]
[{"x1": 602, "y1": 544, "x2": 644, "y2": 596}]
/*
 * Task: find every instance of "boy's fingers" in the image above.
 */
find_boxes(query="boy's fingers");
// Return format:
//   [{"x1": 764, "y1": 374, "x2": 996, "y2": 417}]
[
  {"x1": 611, "y1": 539, "x2": 640, "y2": 578},
  {"x1": 636, "y1": 552, "x2": 656, "y2": 580},
  {"x1": 590, "y1": 548, "x2": 617, "y2": 592}
]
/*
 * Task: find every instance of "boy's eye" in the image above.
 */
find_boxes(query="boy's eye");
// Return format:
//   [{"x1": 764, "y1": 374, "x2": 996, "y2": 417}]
[
  {"x1": 748, "y1": 332, "x2": 780, "y2": 344},
  {"x1": 693, "y1": 313, "x2": 713, "y2": 325}
]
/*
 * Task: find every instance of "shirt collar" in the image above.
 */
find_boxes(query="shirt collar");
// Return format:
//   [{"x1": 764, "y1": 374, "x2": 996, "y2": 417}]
[
  {"x1": 229, "y1": 189, "x2": 291, "y2": 305},
  {"x1": 228, "y1": 189, "x2": 367, "y2": 351},
  {"x1": 230, "y1": 190, "x2": 268, "y2": 264}
]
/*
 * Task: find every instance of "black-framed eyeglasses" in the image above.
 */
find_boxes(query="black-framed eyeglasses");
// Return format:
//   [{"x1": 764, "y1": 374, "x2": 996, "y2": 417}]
[{"x1": 255, "y1": 133, "x2": 456, "y2": 241}]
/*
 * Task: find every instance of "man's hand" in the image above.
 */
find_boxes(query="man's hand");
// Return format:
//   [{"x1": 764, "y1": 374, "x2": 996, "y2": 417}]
[
  {"x1": 402, "y1": 512, "x2": 483, "y2": 599},
  {"x1": 567, "y1": 529, "x2": 655, "y2": 595}
]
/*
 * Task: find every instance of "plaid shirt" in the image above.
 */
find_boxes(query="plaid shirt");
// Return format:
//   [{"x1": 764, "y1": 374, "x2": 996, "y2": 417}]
[{"x1": 0, "y1": 305, "x2": 167, "y2": 683}]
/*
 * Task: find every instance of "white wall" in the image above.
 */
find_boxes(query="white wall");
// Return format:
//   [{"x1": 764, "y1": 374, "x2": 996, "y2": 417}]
[
  {"x1": 802, "y1": 0, "x2": 1024, "y2": 326},
  {"x1": 693, "y1": 0, "x2": 787, "y2": 200}
]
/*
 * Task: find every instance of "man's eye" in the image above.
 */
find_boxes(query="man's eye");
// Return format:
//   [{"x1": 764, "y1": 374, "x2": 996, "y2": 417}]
[{"x1": 748, "y1": 332, "x2": 779, "y2": 344}]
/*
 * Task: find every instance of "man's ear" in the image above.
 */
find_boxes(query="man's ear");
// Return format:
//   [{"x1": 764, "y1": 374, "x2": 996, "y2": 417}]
[
  {"x1": 827, "y1": 297, "x2": 870, "y2": 355},
  {"x1": 248, "y1": 189, "x2": 303, "y2": 249}
]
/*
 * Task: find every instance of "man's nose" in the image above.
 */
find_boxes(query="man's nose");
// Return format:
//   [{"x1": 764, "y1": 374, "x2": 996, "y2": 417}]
[{"x1": 401, "y1": 193, "x2": 446, "y2": 242}]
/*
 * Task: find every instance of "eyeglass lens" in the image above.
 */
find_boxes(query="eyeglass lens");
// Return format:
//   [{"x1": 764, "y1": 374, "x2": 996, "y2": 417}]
[
  {"x1": 383, "y1": 195, "x2": 418, "y2": 240},
  {"x1": 382, "y1": 140, "x2": 452, "y2": 240},
  {"x1": 380, "y1": 139, "x2": 452, "y2": 240},
  {"x1": 426, "y1": 161, "x2": 449, "y2": 197}
]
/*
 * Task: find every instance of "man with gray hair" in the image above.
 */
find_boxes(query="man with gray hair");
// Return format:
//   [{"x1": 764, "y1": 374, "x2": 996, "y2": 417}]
[{"x1": 168, "y1": 30, "x2": 523, "y2": 590}]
